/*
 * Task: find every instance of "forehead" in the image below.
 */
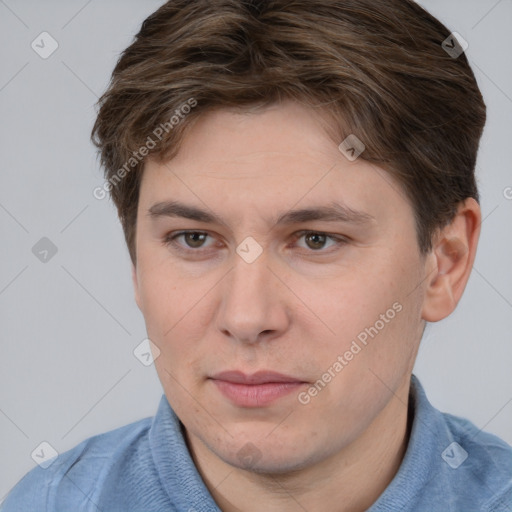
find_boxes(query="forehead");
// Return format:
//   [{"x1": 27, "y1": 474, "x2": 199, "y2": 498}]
[
  {"x1": 138, "y1": 101, "x2": 413, "y2": 229},
  {"x1": 171, "y1": 101, "x2": 342, "y2": 164}
]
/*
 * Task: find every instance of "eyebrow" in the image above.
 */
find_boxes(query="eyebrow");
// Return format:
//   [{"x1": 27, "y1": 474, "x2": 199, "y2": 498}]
[{"x1": 147, "y1": 200, "x2": 375, "y2": 227}]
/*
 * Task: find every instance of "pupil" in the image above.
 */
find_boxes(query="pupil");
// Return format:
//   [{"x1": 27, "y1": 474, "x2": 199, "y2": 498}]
[
  {"x1": 306, "y1": 233, "x2": 326, "y2": 250},
  {"x1": 186, "y1": 233, "x2": 205, "y2": 248}
]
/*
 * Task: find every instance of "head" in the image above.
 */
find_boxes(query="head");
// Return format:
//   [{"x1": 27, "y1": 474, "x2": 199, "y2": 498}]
[{"x1": 91, "y1": 0, "x2": 485, "y2": 473}]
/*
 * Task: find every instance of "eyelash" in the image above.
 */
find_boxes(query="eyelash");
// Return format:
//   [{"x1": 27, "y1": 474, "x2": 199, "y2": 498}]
[{"x1": 163, "y1": 230, "x2": 348, "y2": 256}]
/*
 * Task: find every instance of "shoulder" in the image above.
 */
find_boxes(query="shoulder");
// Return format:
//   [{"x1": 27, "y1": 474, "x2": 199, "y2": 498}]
[
  {"x1": 383, "y1": 376, "x2": 512, "y2": 512},
  {"x1": 440, "y1": 411, "x2": 512, "y2": 511},
  {"x1": 1, "y1": 416, "x2": 153, "y2": 512},
  {"x1": 443, "y1": 411, "x2": 512, "y2": 472}
]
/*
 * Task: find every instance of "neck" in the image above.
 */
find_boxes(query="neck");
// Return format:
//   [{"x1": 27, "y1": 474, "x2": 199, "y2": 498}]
[{"x1": 186, "y1": 377, "x2": 414, "y2": 512}]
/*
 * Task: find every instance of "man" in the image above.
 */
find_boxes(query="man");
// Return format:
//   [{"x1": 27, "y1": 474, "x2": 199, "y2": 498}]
[{"x1": 3, "y1": 0, "x2": 511, "y2": 511}]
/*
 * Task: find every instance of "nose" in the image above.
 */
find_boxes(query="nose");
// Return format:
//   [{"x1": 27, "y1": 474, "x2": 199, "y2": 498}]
[{"x1": 215, "y1": 254, "x2": 290, "y2": 345}]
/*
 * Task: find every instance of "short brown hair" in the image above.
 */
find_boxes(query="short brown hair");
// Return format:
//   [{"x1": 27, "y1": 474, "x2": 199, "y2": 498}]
[{"x1": 91, "y1": 0, "x2": 486, "y2": 265}]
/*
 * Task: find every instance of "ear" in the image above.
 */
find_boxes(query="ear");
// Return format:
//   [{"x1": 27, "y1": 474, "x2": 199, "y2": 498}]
[
  {"x1": 421, "y1": 198, "x2": 481, "y2": 322},
  {"x1": 132, "y1": 263, "x2": 142, "y2": 311}
]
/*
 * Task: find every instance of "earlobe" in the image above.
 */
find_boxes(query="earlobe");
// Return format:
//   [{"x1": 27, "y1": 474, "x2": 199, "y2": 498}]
[
  {"x1": 422, "y1": 237, "x2": 468, "y2": 321},
  {"x1": 421, "y1": 199, "x2": 481, "y2": 322}
]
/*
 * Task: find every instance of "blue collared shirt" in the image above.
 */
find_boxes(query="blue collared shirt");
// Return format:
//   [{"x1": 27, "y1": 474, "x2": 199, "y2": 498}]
[{"x1": 2, "y1": 374, "x2": 511, "y2": 511}]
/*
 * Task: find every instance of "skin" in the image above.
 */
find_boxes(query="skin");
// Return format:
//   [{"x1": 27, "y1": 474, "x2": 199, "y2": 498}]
[{"x1": 132, "y1": 100, "x2": 481, "y2": 512}]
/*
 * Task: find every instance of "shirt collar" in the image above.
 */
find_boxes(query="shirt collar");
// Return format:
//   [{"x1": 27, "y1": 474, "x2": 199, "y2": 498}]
[
  {"x1": 149, "y1": 396, "x2": 221, "y2": 511},
  {"x1": 368, "y1": 373, "x2": 453, "y2": 511}
]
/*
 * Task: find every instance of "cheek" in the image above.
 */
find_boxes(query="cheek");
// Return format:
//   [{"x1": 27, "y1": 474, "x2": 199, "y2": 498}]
[
  {"x1": 306, "y1": 266, "x2": 397, "y2": 338},
  {"x1": 138, "y1": 256, "x2": 189, "y2": 324},
  {"x1": 137, "y1": 260, "x2": 217, "y2": 369},
  {"x1": 304, "y1": 249, "x2": 423, "y2": 368}
]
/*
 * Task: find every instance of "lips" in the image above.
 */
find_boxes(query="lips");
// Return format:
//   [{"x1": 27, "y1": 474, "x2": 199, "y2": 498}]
[
  {"x1": 209, "y1": 370, "x2": 307, "y2": 407},
  {"x1": 211, "y1": 370, "x2": 304, "y2": 385}
]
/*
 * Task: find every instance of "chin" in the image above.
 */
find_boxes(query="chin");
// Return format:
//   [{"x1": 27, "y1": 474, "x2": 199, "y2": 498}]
[{"x1": 215, "y1": 436, "x2": 329, "y2": 475}]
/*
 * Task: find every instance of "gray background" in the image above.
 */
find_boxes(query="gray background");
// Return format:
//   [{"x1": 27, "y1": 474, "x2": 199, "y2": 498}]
[{"x1": 1, "y1": 0, "x2": 511, "y2": 502}]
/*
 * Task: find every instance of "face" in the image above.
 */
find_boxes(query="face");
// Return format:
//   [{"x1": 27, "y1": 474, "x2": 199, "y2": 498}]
[{"x1": 133, "y1": 100, "x2": 428, "y2": 473}]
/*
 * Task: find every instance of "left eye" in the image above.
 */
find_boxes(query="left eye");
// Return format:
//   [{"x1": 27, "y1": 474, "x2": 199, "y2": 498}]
[{"x1": 293, "y1": 231, "x2": 344, "y2": 251}]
